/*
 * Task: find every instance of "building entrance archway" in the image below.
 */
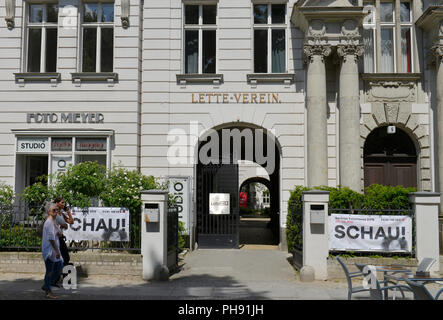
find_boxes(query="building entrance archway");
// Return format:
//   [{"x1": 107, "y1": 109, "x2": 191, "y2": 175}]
[
  {"x1": 196, "y1": 125, "x2": 281, "y2": 249},
  {"x1": 363, "y1": 126, "x2": 417, "y2": 188}
]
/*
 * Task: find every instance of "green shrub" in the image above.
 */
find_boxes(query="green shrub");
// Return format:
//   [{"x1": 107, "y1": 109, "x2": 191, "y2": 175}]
[
  {"x1": 363, "y1": 184, "x2": 415, "y2": 211},
  {"x1": 21, "y1": 178, "x2": 54, "y2": 218},
  {"x1": 100, "y1": 166, "x2": 157, "y2": 216},
  {"x1": 0, "y1": 225, "x2": 41, "y2": 248},
  {"x1": 286, "y1": 186, "x2": 310, "y2": 253},
  {"x1": 178, "y1": 221, "x2": 186, "y2": 253},
  {"x1": 0, "y1": 183, "x2": 15, "y2": 228},
  {"x1": 54, "y1": 161, "x2": 107, "y2": 208},
  {"x1": 0, "y1": 182, "x2": 14, "y2": 208}
]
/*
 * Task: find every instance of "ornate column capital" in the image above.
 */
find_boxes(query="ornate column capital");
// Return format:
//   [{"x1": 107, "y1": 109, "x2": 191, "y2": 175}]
[
  {"x1": 337, "y1": 44, "x2": 364, "y2": 63},
  {"x1": 303, "y1": 44, "x2": 331, "y2": 64}
]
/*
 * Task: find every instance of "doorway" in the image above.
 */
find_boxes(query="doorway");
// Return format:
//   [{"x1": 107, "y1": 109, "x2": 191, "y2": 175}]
[
  {"x1": 364, "y1": 126, "x2": 417, "y2": 188},
  {"x1": 195, "y1": 125, "x2": 281, "y2": 249}
]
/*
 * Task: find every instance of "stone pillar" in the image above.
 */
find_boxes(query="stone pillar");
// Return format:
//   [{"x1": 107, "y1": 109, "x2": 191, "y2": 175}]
[
  {"x1": 140, "y1": 190, "x2": 169, "y2": 281},
  {"x1": 301, "y1": 190, "x2": 330, "y2": 281},
  {"x1": 409, "y1": 192, "x2": 441, "y2": 276},
  {"x1": 337, "y1": 44, "x2": 364, "y2": 192},
  {"x1": 304, "y1": 45, "x2": 331, "y2": 187}
]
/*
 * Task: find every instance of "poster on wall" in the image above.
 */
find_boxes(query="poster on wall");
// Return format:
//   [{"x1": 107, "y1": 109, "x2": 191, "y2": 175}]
[
  {"x1": 209, "y1": 193, "x2": 230, "y2": 215},
  {"x1": 64, "y1": 207, "x2": 130, "y2": 242},
  {"x1": 329, "y1": 214, "x2": 412, "y2": 253},
  {"x1": 167, "y1": 176, "x2": 191, "y2": 235},
  {"x1": 51, "y1": 155, "x2": 72, "y2": 176}
]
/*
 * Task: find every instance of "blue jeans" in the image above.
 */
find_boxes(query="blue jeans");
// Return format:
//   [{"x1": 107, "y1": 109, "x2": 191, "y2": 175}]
[{"x1": 43, "y1": 258, "x2": 63, "y2": 292}]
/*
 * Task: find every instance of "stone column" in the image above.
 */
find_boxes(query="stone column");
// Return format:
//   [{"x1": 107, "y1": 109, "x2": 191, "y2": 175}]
[
  {"x1": 337, "y1": 44, "x2": 364, "y2": 192},
  {"x1": 304, "y1": 45, "x2": 331, "y2": 187},
  {"x1": 434, "y1": 44, "x2": 443, "y2": 214}
]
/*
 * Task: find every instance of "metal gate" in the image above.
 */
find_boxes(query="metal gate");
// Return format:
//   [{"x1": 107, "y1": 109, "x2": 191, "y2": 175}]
[
  {"x1": 196, "y1": 163, "x2": 239, "y2": 248},
  {"x1": 167, "y1": 206, "x2": 179, "y2": 270}
]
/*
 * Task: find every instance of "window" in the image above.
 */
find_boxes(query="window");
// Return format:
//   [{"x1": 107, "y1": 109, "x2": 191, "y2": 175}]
[
  {"x1": 26, "y1": 3, "x2": 58, "y2": 73},
  {"x1": 81, "y1": 2, "x2": 114, "y2": 72},
  {"x1": 253, "y1": 3, "x2": 287, "y2": 73},
  {"x1": 262, "y1": 190, "x2": 270, "y2": 204},
  {"x1": 184, "y1": 4, "x2": 217, "y2": 74},
  {"x1": 363, "y1": 1, "x2": 413, "y2": 73}
]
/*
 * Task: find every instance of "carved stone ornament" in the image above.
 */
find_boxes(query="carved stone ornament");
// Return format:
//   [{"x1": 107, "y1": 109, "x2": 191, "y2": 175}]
[
  {"x1": 307, "y1": 19, "x2": 326, "y2": 45},
  {"x1": 337, "y1": 44, "x2": 364, "y2": 62},
  {"x1": 5, "y1": 0, "x2": 15, "y2": 29},
  {"x1": 366, "y1": 80, "x2": 416, "y2": 102},
  {"x1": 120, "y1": 0, "x2": 130, "y2": 28},
  {"x1": 341, "y1": 19, "x2": 360, "y2": 44},
  {"x1": 384, "y1": 103, "x2": 399, "y2": 123},
  {"x1": 430, "y1": 44, "x2": 443, "y2": 65},
  {"x1": 303, "y1": 45, "x2": 331, "y2": 64}
]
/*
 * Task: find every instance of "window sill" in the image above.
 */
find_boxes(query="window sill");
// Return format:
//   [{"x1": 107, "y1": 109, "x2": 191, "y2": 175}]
[
  {"x1": 247, "y1": 73, "x2": 295, "y2": 85},
  {"x1": 176, "y1": 73, "x2": 224, "y2": 85},
  {"x1": 71, "y1": 72, "x2": 118, "y2": 86},
  {"x1": 14, "y1": 72, "x2": 61, "y2": 85},
  {"x1": 361, "y1": 73, "x2": 421, "y2": 82}
]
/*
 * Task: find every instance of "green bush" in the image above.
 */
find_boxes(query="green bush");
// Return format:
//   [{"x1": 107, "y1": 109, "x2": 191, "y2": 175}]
[
  {"x1": 286, "y1": 186, "x2": 310, "y2": 253},
  {"x1": 0, "y1": 182, "x2": 14, "y2": 208},
  {"x1": 0, "y1": 183, "x2": 15, "y2": 227},
  {"x1": 285, "y1": 184, "x2": 416, "y2": 253},
  {"x1": 100, "y1": 166, "x2": 157, "y2": 216},
  {"x1": 178, "y1": 221, "x2": 186, "y2": 254},
  {"x1": 0, "y1": 225, "x2": 41, "y2": 248},
  {"x1": 54, "y1": 161, "x2": 107, "y2": 208}
]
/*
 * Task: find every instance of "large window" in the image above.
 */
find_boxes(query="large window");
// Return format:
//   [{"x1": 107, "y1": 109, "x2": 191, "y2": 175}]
[
  {"x1": 363, "y1": 1, "x2": 413, "y2": 73},
  {"x1": 26, "y1": 3, "x2": 58, "y2": 73},
  {"x1": 81, "y1": 2, "x2": 114, "y2": 72},
  {"x1": 184, "y1": 4, "x2": 217, "y2": 74},
  {"x1": 253, "y1": 3, "x2": 287, "y2": 73}
]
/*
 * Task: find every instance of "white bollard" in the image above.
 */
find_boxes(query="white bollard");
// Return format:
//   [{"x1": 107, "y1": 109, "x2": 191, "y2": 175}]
[
  {"x1": 409, "y1": 192, "x2": 441, "y2": 276},
  {"x1": 140, "y1": 190, "x2": 169, "y2": 281},
  {"x1": 302, "y1": 190, "x2": 330, "y2": 281}
]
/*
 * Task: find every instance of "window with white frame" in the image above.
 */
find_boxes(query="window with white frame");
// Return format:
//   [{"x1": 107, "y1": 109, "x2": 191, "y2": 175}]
[
  {"x1": 184, "y1": 4, "x2": 217, "y2": 74},
  {"x1": 363, "y1": 1, "x2": 413, "y2": 73},
  {"x1": 253, "y1": 3, "x2": 287, "y2": 73},
  {"x1": 81, "y1": 2, "x2": 114, "y2": 72},
  {"x1": 26, "y1": 3, "x2": 58, "y2": 73}
]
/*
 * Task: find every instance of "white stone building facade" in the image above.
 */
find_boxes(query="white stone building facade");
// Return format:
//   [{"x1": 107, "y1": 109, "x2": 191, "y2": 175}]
[{"x1": 0, "y1": 0, "x2": 442, "y2": 249}]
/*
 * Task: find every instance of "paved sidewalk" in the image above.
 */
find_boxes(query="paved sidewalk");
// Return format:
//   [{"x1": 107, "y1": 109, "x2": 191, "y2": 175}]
[{"x1": 0, "y1": 249, "x2": 440, "y2": 300}]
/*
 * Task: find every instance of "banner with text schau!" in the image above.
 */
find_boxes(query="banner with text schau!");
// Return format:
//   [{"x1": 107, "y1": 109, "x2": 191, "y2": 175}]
[
  {"x1": 329, "y1": 214, "x2": 412, "y2": 253},
  {"x1": 64, "y1": 207, "x2": 130, "y2": 242}
]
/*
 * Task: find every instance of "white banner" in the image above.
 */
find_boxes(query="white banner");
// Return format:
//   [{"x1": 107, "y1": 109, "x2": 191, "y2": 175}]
[
  {"x1": 168, "y1": 176, "x2": 191, "y2": 234},
  {"x1": 329, "y1": 214, "x2": 412, "y2": 253},
  {"x1": 64, "y1": 207, "x2": 130, "y2": 241}
]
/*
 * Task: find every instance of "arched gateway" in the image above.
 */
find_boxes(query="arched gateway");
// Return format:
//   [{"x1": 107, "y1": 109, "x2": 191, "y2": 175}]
[{"x1": 195, "y1": 124, "x2": 281, "y2": 248}]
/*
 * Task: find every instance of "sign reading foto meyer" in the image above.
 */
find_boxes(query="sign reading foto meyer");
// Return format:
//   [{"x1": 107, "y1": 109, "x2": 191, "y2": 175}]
[
  {"x1": 209, "y1": 193, "x2": 230, "y2": 215},
  {"x1": 64, "y1": 207, "x2": 130, "y2": 242},
  {"x1": 329, "y1": 214, "x2": 412, "y2": 253}
]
